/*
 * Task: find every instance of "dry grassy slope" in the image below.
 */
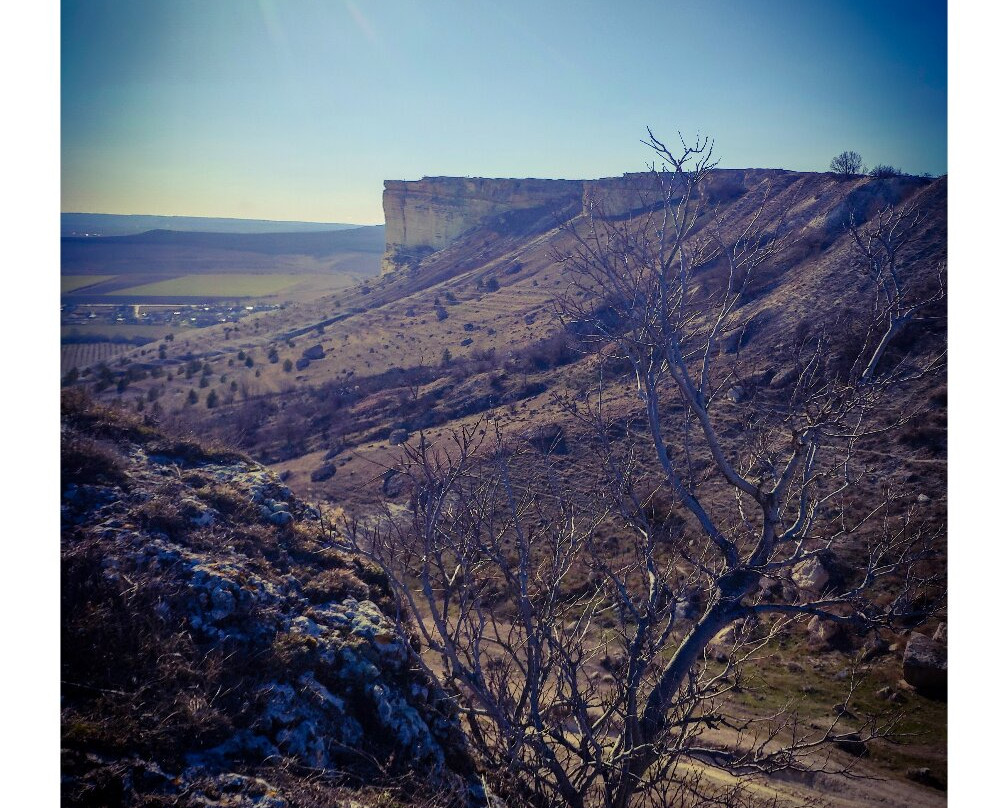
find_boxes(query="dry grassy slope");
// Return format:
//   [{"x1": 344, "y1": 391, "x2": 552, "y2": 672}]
[{"x1": 91, "y1": 171, "x2": 942, "y2": 507}]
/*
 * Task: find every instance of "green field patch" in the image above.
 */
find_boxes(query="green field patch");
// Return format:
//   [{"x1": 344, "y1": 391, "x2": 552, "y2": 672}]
[
  {"x1": 111, "y1": 273, "x2": 302, "y2": 298},
  {"x1": 61, "y1": 275, "x2": 116, "y2": 293}
]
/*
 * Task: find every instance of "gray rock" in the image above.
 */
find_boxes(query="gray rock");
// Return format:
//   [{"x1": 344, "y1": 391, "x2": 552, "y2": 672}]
[
  {"x1": 932, "y1": 621, "x2": 947, "y2": 645},
  {"x1": 301, "y1": 344, "x2": 325, "y2": 361},
  {"x1": 727, "y1": 385, "x2": 746, "y2": 403},
  {"x1": 310, "y1": 463, "x2": 336, "y2": 483},
  {"x1": 381, "y1": 469, "x2": 404, "y2": 498},
  {"x1": 833, "y1": 703, "x2": 857, "y2": 719},
  {"x1": 906, "y1": 767, "x2": 943, "y2": 789},
  {"x1": 792, "y1": 556, "x2": 830, "y2": 598},
  {"x1": 769, "y1": 366, "x2": 799, "y2": 389},
  {"x1": 269, "y1": 510, "x2": 293, "y2": 526},
  {"x1": 902, "y1": 631, "x2": 947, "y2": 697},
  {"x1": 858, "y1": 634, "x2": 889, "y2": 662},
  {"x1": 807, "y1": 615, "x2": 844, "y2": 647},
  {"x1": 210, "y1": 587, "x2": 236, "y2": 621}
]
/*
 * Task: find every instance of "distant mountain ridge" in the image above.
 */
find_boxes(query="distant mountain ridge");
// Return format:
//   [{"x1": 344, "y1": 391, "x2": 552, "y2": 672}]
[
  {"x1": 63, "y1": 225, "x2": 386, "y2": 258},
  {"x1": 62, "y1": 212, "x2": 375, "y2": 237}
]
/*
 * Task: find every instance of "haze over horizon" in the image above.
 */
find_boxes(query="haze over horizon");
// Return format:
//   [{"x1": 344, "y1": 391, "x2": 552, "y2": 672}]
[{"x1": 62, "y1": 0, "x2": 947, "y2": 223}]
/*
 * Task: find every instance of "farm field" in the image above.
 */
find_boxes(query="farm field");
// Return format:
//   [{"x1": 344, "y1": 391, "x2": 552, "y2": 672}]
[
  {"x1": 61, "y1": 271, "x2": 366, "y2": 305},
  {"x1": 62, "y1": 323, "x2": 178, "y2": 342},
  {"x1": 110, "y1": 272, "x2": 303, "y2": 298}
]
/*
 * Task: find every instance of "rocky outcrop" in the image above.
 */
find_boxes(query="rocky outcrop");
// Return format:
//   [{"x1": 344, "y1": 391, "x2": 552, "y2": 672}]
[
  {"x1": 381, "y1": 169, "x2": 810, "y2": 274},
  {"x1": 61, "y1": 391, "x2": 477, "y2": 807},
  {"x1": 381, "y1": 176, "x2": 582, "y2": 273}
]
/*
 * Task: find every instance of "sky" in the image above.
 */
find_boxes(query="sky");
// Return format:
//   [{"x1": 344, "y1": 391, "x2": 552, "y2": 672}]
[{"x1": 61, "y1": 0, "x2": 947, "y2": 224}]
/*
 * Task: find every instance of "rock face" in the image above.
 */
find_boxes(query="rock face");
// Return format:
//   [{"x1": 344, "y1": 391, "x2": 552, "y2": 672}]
[
  {"x1": 61, "y1": 392, "x2": 476, "y2": 807},
  {"x1": 380, "y1": 169, "x2": 802, "y2": 274},
  {"x1": 382, "y1": 176, "x2": 582, "y2": 273}
]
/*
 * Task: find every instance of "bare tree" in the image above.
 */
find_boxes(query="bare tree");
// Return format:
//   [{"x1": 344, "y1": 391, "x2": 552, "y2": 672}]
[
  {"x1": 333, "y1": 131, "x2": 944, "y2": 808},
  {"x1": 830, "y1": 150, "x2": 863, "y2": 175}
]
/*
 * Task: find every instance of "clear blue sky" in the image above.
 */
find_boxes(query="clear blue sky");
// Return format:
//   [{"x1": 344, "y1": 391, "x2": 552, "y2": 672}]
[{"x1": 61, "y1": 0, "x2": 947, "y2": 223}]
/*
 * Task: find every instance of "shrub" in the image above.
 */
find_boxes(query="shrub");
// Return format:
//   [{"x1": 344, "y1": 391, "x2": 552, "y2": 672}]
[
  {"x1": 868, "y1": 164, "x2": 905, "y2": 179},
  {"x1": 303, "y1": 567, "x2": 370, "y2": 604},
  {"x1": 61, "y1": 434, "x2": 128, "y2": 487}
]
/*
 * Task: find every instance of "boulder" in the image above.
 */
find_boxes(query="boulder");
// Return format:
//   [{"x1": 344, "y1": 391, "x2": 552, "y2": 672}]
[
  {"x1": 902, "y1": 632, "x2": 947, "y2": 697},
  {"x1": 792, "y1": 556, "x2": 830, "y2": 598},
  {"x1": 932, "y1": 622, "x2": 947, "y2": 645},
  {"x1": 711, "y1": 621, "x2": 755, "y2": 657},
  {"x1": 807, "y1": 615, "x2": 845, "y2": 648},
  {"x1": 906, "y1": 767, "x2": 943, "y2": 789},
  {"x1": 832, "y1": 703, "x2": 857, "y2": 719},
  {"x1": 721, "y1": 329, "x2": 744, "y2": 353},
  {"x1": 858, "y1": 634, "x2": 889, "y2": 663},
  {"x1": 301, "y1": 344, "x2": 325, "y2": 361},
  {"x1": 832, "y1": 732, "x2": 868, "y2": 757},
  {"x1": 269, "y1": 510, "x2": 293, "y2": 526},
  {"x1": 381, "y1": 469, "x2": 405, "y2": 498},
  {"x1": 769, "y1": 366, "x2": 799, "y2": 389},
  {"x1": 310, "y1": 463, "x2": 336, "y2": 483}
]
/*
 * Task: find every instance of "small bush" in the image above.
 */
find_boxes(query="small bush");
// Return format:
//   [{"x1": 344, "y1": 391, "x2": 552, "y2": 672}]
[
  {"x1": 61, "y1": 435, "x2": 128, "y2": 488},
  {"x1": 869, "y1": 164, "x2": 905, "y2": 179},
  {"x1": 303, "y1": 567, "x2": 370, "y2": 604}
]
